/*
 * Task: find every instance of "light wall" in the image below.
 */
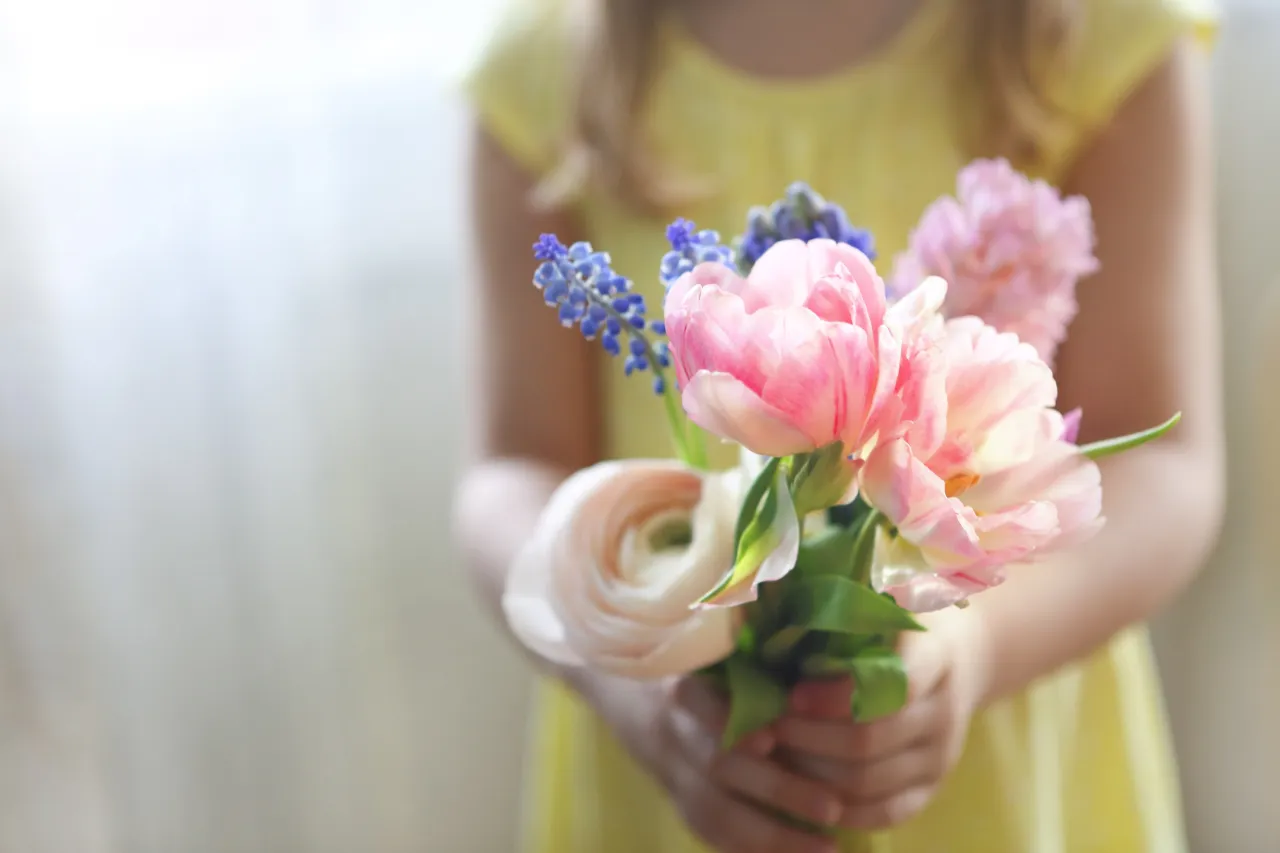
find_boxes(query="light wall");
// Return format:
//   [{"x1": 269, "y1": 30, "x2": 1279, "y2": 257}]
[{"x1": 1150, "y1": 5, "x2": 1280, "y2": 845}]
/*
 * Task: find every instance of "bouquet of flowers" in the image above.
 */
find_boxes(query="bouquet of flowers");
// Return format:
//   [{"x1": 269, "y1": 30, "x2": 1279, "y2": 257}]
[{"x1": 503, "y1": 161, "x2": 1177, "y2": 753}]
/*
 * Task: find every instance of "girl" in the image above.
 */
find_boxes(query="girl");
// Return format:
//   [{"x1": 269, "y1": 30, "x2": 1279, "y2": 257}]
[{"x1": 454, "y1": 0, "x2": 1224, "y2": 850}]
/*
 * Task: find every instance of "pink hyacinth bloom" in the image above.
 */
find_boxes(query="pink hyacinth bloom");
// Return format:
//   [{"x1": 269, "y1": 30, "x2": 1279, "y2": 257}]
[
  {"x1": 1061, "y1": 407, "x2": 1083, "y2": 444},
  {"x1": 891, "y1": 158, "x2": 1099, "y2": 366},
  {"x1": 860, "y1": 318, "x2": 1104, "y2": 612},
  {"x1": 664, "y1": 239, "x2": 949, "y2": 462}
]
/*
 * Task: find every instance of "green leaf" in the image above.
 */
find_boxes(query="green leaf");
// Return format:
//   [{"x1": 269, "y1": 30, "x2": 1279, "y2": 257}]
[
  {"x1": 733, "y1": 456, "x2": 781, "y2": 561},
  {"x1": 722, "y1": 656, "x2": 789, "y2": 748},
  {"x1": 799, "y1": 651, "x2": 864, "y2": 678},
  {"x1": 785, "y1": 575, "x2": 924, "y2": 634},
  {"x1": 759, "y1": 626, "x2": 808, "y2": 665},
  {"x1": 789, "y1": 441, "x2": 856, "y2": 516},
  {"x1": 1079, "y1": 412, "x2": 1181, "y2": 460},
  {"x1": 746, "y1": 482, "x2": 781, "y2": 549},
  {"x1": 825, "y1": 632, "x2": 877, "y2": 658},
  {"x1": 792, "y1": 523, "x2": 860, "y2": 579},
  {"x1": 700, "y1": 463, "x2": 798, "y2": 606},
  {"x1": 848, "y1": 509, "x2": 882, "y2": 586},
  {"x1": 827, "y1": 495, "x2": 872, "y2": 531},
  {"x1": 792, "y1": 504, "x2": 882, "y2": 583},
  {"x1": 849, "y1": 647, "x2": 910, "y2": 722}
]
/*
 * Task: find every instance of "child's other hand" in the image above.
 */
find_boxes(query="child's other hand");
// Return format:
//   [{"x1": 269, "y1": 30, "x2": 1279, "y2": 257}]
[
  {"x1": 774, "y1": 610, "x2": 990, "y2": 830},
  {"x1": 588, "y1": 673, "x2": 843, "y2": 853}
]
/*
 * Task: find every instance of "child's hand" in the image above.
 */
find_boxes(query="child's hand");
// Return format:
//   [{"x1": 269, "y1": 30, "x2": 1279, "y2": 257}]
[
  {"x1": 773, "y1": 611, "x2": 990, "y2": 830},
  {"x1": 583, "y1": 672, "x2": 844, "y2": 853}
]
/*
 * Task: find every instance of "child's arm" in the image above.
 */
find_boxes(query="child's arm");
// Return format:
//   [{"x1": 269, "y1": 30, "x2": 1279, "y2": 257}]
[
  {"x1": 452, "y1": 127, "x2": 601, "y2": 635},
  {"x1": 965, "y1": 36, "x2": 1224, "y2": 704}
]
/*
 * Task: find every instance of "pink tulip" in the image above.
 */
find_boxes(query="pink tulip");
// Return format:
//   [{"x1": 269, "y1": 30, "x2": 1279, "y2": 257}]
[
  {"x1": 664, "y1": 239, "x2": 949, "y2": 461},
  {"x1": 860, "y1": 318, "x2": 1104, "y2": 612},
  {"x1": 504, "y1": 461, "x2": 752, "y2": 678},
  {"x1": 890, "y1": 158, "x2": 1098, "y2": 366}
]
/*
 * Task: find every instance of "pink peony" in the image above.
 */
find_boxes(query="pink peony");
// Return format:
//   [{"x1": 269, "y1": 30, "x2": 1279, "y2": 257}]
[
  {"x1": 859, "y1": 318, "x2": 1104, "y2": 612},
  {"x1": 664, "y1": 239, "x2": 949, "y2": 461},
  {"x1": 891, "y1": 158, "x2": 1099, "y2": 366}
]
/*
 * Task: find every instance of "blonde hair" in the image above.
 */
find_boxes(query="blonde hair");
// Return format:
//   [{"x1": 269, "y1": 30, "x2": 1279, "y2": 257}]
[{"x1": 541, "y1": 0, "x2": 1083, "y2": 213}]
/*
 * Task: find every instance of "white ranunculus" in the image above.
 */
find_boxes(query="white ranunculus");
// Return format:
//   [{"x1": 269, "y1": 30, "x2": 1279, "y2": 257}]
[{"x1": 503, "y1": 461, "x2": 746, "y2": 679}]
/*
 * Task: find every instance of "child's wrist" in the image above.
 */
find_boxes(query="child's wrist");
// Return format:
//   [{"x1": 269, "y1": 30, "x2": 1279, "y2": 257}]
[
  {"x1": 556, "y1": 662, "x2": 599, "y2": 702},
  {"x1": 957, "y1": 608, "x2": 997, "y2": 710},
  {"x1": 920, "y1": 605, "x2": 996, "y2": 712}
]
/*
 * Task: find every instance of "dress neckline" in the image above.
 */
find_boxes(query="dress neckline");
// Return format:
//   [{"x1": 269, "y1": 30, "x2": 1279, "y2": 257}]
[{"x1": 659, "y1": 0, "x2": 946, "y2": 104}]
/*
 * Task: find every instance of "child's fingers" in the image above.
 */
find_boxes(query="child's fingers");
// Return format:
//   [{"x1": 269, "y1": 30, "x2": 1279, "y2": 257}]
[
  {"x1": 774, "y1": 691, "x2": 946, "y2": 763},
  {"x1": 708, "y1": 749, "x2": 844, "y2": 828},
  {"x1": 669, "y1": 758, "x2": 839, "y2": 853},
  {"x1": 788, "y1": 677, "x2": 854, "y2": 719},
  {"x1": 780, "y1": 744, "x2": 942, "y2": 804},
  {"x1": 671, "y1": 676, "x2": 775, "y2": 755},
  {"x1": 665, "y1": 707, "x2": 842, "y2": 842},
  {"x1": 837, "y1": 785, "x2": 934, "y2": 831}
]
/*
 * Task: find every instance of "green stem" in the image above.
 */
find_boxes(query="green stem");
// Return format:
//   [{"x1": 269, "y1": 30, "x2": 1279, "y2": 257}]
[
  {"x1": 597, "y1": 299, "x2": 704, "y2": 468},
  {"x1": 658, "y1": 378, "x2": 695, "y2": 465},
  {"x1": 761, "y1": 499, "x2": 809, "y2": 666},
  {"x1": 683, "y1": 422, "x2": 710, "y2": 469},
  {"x1": 787, "y1": 451, "x2": 817, "y2": 491},
  {"x1": 849, "y1": 509, "x2": 884, "y2": 585}
]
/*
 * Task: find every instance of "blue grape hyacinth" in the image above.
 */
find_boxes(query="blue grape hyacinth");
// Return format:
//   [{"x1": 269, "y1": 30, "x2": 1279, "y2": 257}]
[
  {"x1": 532, "y1": 234, "x2": 672, "y2": 394},
  {"x1": 659, "y1": 218, "x2": 735, "y2": 288},
  {"x1": 734, "y1": 182, "x2": 876, "y2": 274}
]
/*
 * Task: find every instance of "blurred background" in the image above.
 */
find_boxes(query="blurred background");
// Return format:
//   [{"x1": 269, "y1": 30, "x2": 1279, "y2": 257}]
[{"x1": 0, "y1": 0, "x2": 1276, "y2": 851}]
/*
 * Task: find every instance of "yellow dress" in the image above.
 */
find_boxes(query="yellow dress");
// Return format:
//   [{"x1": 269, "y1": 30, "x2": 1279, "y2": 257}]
[{"x1": 466, "y1": 1, "x2": 1218, "y2": 849}]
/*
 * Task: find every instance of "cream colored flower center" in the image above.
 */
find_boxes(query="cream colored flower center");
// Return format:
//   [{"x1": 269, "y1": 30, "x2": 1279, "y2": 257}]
[
  {"x1": 620, "y1": 509, "x2": 697, "y2": 586},
  {"x1": 648, "y1": 516, "x2": 694, "y2": 551}
]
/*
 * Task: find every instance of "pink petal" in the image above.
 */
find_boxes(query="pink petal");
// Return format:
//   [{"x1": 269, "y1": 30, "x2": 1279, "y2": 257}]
[
  {"x1": 525, "y1": 461, "x2": 744, "y2": 677},
  {"x1": 881, "y1": 576, "x2": 976, "y2": 613},
  {"x1": 759, "y1": 332, "x2": 842, "y2": 446},
  {"x1": 803, "y1": 277, "x2": 858, "y2": 325},
  {"x1": 903, "y1": 158, "x2": 1097, "y2": 366},
  {"x1": 682, "y1": 371, "x2": 819, "y2": 456},
  {"x1": 806, "y1": 239, "x2": 887, "y2": 329},
  {"x1": 594, "y1": 609, "x2": 739, "y2": 679},
  {"x1": 671, "y1": 290, "x2": 757, "y2": 390},
  {"x1": 938, "y1": 317, "x2": 1057, "y2": 460},
  {"x1": 740, "y1": 239, "x2": 814, "y2": 311},
  {"x1": 664, "y1": 265, "x2": 756, "y2": 387},
  {"x1": 824, "y1": 321, "x2": 879, "y2": 449},
  {"x1": 886, "y1": 274, "x2": 948, "y2": 339},
  {"x1": 970, "y1": 500, "x2": 1060, "y2": 561},
  {"x1": 857, "y1": 325, "x2": 904, "y2": 447},
  {"x1": 871, "y1": 531, "x2": 994, "y2": 613},
  {"x1": 860, "y1": 440, "x2": 984, "y2": 567},
  {"x1": 503, "y1": 593, "x2": 581, "y2": 666},
  {"x1": 863, "y1": 278, "x2": 948, "y2": 456},
  {"x1": 963, "y1": 415, "x2": 1103, "y2": 555},
  {"x1": 1061, "y1": 408, "x2": 1083, "y2": 444},
  {"x1": 664, "y1": 261, "x2": 746, "y2": 315}
]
